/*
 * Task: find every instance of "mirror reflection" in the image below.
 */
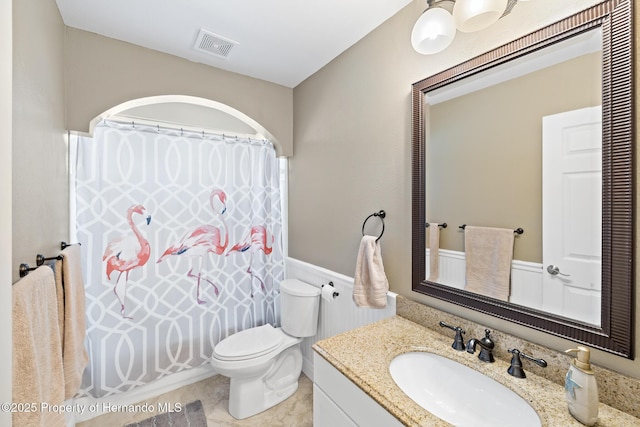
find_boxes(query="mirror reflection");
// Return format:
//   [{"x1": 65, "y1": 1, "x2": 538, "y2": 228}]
[{"x1": 424, "y1": 29, "x2": 602, "y2": 326}]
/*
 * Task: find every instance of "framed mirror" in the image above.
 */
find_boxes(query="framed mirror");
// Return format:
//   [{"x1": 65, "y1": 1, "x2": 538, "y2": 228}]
[{"x1": 411, "y1": 0, "x2": 634, "y2": 358}]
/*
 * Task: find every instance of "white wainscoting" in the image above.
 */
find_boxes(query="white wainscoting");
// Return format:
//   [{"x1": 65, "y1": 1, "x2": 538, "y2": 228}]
[
  {"x1": 286, "y1": 258, "x2": 397, "y2": 381},
  {"x1": 426, "y1": 249, "x2": 543, "y2": 310}
]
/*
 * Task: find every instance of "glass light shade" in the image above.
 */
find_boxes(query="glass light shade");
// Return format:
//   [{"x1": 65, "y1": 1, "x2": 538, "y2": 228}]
[
  {"x1": 411, "y1": 8, "x2": 456, "y2": 55},
  {"x1": 453, "y1": 0, "x2": 508, "y2": 33}
]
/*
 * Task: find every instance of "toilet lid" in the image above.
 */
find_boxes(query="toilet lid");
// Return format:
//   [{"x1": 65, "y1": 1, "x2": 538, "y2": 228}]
[{"x1": 213, "y1": 324, "x2": 283, "y2": 361}]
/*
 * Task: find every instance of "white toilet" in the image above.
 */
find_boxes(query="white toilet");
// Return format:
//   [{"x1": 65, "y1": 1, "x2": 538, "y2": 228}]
[{"x1": 210, "y1": 278, "x2": 320, "y2": 419}]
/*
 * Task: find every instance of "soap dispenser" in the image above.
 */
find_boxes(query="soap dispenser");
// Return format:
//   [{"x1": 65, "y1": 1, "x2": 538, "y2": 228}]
[{"x1": 565, "y1": 346, "x2": 598, "y2": 426}]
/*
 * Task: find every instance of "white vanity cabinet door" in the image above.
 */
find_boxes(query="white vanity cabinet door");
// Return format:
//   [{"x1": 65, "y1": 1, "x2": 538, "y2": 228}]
[
  {"x1": 313, "y1": 384, "x2": 358, "y2": 427},
  {"x1": 313, "y1": 352, "x2": 403, "y2": 427}
]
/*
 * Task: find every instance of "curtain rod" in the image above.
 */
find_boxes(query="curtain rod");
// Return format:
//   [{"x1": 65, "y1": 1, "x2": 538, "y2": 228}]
[{"x1": 101, "y1": 116, "x2": 270, "y2": 144}]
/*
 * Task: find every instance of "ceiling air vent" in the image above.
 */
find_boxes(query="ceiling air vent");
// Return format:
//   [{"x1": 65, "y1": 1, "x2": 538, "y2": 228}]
[{"x1": 193, "y1": 29, "x2": 238, "y2": 59}]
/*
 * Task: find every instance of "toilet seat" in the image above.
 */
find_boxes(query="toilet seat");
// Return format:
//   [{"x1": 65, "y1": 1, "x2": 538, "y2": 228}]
[{"x1": 213, "y1": 324, "x2": 284, "y2": 361}]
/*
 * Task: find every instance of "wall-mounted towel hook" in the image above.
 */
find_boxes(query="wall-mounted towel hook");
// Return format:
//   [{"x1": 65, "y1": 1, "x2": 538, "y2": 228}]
[
  {"x1": 36, "y1": 254, "x2": 63, "y2": 266},
  {"x1": 362, "y1": 210, "x2": 386, "y2": 242},
  {"x1": 426, "y1": 222, "x2": 447, "y2": 229},
  {"x1": 19, "y1": 263, "x2": 37, "y2": 278},
  {"x1": 321, "y1": 281, "x2": 339, "y2": 298}
]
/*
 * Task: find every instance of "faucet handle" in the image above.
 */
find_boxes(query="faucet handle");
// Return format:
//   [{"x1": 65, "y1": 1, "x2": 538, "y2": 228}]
[
  {"x1": 438, "y1": 321, "x2": 466, "y2": 351},
  {"x1": 508, "y1": 349, "x2": 548, "y2": 378}
]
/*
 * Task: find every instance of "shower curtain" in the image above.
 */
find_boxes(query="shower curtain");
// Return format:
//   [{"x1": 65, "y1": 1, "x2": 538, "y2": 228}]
[{"x1": 72, "y1": 120, "x2": 284, "y2": 397}]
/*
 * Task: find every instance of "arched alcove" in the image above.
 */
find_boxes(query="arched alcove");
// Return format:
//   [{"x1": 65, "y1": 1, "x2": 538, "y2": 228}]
[{"x1": 88, "y1": 95, "x2": 285, "y2": 156}]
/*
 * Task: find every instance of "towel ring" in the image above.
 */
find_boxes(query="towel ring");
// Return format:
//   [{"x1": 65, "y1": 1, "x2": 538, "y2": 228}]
[{"x1": 362, "y1": 210, "x2": 386, "y2": 242}]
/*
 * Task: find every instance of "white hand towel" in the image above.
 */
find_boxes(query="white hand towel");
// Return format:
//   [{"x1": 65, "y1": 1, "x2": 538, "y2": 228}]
[
  {"x1": 353, "y1": 235, "x2": 389, "y2": 308},
  {"x1": 427, "y1": 223, "x2": 440, "y2": 282},
  {"x1": 464, "y1": 226, "x2": 514, "y2": 301}
]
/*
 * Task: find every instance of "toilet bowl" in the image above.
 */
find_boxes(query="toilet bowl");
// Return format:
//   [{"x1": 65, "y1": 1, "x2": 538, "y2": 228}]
[{"x1": 210, "y1": 279, "x2": 320, "y2": 419}]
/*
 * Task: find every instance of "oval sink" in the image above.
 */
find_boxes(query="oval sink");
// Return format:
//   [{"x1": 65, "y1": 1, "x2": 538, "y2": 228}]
[{"x1": 389, "y1": 352, "x2": 541, "y2": 427}]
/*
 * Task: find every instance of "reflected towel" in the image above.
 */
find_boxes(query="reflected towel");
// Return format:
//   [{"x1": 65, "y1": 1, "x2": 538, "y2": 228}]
[
  {"x1": 12, "y1": 266, "x2": 66, "y2": 427},
  {"x1": 464, "y1": 226, "x2": 514, "y2": 301},
  {"x1": 427, "y1": 223, "x2": 440, "y2": 282},
  {"x1": 55, "y1": 245, "x2": 89, "y2": 400},
  {"x1": 353, "y1": 235, "x2": 389, "y2": 308}
]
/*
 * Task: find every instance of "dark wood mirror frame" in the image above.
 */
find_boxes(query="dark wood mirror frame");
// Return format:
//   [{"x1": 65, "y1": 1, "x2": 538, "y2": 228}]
[{"x1": 411, "y1": 0, "x2": 634, "y2": 358}]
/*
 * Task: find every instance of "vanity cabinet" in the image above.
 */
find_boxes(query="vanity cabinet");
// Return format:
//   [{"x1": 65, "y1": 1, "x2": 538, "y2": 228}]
[{"x1": 313, "y1": 352, "x2": 403, "y2": 427}]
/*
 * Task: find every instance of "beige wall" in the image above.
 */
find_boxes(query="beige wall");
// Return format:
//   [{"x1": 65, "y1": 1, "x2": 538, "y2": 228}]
[
  {"x1": 12, "y1": 0, "x2": 67, "y2": 282},
  {"x1": 64, "y1": 28, "x2": 294, "y2": 156},
  {"x1": 291, "y1": 0, "x2": 640, "y2": 378},
  {"x1": 1, "y1": 0, "x2": 12, "y2": 423}
]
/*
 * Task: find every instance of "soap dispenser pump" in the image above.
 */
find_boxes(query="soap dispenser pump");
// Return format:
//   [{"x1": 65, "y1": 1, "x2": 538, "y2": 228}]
[{"x1": 565, "y1": 346, "x2": 598, "y2": 426}]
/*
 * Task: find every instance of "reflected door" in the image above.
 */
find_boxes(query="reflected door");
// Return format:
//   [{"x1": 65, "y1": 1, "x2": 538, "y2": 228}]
[{"x1": 541, "y1": 106, "x2": 602, "y2": 325}]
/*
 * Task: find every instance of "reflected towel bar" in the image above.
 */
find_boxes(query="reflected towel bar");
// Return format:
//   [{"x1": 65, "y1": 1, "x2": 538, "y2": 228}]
[
  {"x1": 459, "y1": 224, "x2": 524, "y2": 235},
  {"x1": 426, "y1": 223, "x2": 447, "y2": 229}
]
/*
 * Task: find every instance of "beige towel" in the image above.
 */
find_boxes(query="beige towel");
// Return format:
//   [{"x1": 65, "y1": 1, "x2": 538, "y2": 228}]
[
  {"x1": 353, "y1": 235, "x2": 389, "y2": 308},
  {"x1": 55, "y1": 245, "x2": 89, "y2": 400},
  {"x1": 427, "y1": 223, "x2": 440, "y2": 282},
  {"x1": 12, "y1": 266, "x2": 66, "y2": 427},
  {"x1": 464, "y1": 226, "x2": 514, "y2": 301}
]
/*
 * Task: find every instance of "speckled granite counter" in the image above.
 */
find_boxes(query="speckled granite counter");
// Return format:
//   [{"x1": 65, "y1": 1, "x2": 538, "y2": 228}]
[{"x1": 313, "y1": 316, "x2": 640, "y2": 427}]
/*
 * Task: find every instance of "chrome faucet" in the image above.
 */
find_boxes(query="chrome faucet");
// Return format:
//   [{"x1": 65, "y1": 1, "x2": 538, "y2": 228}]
[
  {"x1": 466, "y1": 329, "x2": 495, "y2": 362},
  {"x1": 439, "y1": 321, "x2": 465, "y2": 351},
  {"x1": 507, "y1": 348, "x2": 547, "y2": 378}
]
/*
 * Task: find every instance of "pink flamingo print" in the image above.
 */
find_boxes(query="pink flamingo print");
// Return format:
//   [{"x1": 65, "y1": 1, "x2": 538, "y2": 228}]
[
  {"x1": 157, "y1": 189, "x2": 228, "y2": 304},
  {"x1": 226, "y1": 225, "x2": 274, "y2": 297},
  {"x1": 103, "y1": 204, "x2": 152, "y2": 319}
]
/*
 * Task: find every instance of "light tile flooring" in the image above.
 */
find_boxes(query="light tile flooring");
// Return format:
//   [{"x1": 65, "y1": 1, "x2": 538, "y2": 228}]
[{"x1": 77, "y1": 374, "x2": 313, "y2": 427}]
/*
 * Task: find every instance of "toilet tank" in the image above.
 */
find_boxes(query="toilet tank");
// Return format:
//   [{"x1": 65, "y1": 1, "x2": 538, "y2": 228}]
[{"x1": 280, "y1": 279, "x2": 320, "y2": 337}]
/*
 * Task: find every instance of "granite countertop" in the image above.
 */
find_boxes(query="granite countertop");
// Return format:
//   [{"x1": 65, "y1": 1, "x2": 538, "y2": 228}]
[{"x1": 312, "y1": 316, "x2": 640, "y2": 427}]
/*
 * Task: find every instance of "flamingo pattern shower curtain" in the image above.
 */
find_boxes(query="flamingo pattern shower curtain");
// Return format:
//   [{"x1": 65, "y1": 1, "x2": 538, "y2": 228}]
[{"x1": 72, "y1": 120, "x2": 284, "y2": 397}]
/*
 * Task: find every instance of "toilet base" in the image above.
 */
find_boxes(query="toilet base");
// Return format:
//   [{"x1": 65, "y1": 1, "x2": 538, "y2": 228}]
[{"x1": 227, "y1": 344, "x2": 303, "y2": 419}]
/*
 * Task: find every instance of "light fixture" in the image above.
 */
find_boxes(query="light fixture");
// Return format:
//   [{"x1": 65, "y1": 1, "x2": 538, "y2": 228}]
[
  {"x1": 412, "y1": 0, "x2": 530, "y2": 55},
  {"x1": 453, "y1": 0, "x2": 508, "y2": 32},
  {"x1": 411, "y1": 7, "x2": 456, "y2": 54}
]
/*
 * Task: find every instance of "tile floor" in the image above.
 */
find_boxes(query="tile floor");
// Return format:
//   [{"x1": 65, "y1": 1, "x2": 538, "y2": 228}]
[{"x1": 77, "y1": 373, "x2": 313, "y2": 427}]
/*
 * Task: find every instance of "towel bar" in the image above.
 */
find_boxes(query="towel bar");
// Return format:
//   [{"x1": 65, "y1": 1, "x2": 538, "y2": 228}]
[
  {"x1": 458, "y1": 224, "x2": 524, "y2": 235},
  {"x1": 426, "y1": 222, "x2": 447, "y2": 229},
  {"x1": 19, "y1": 263, "x2": 37, "y2": 278},
  {"x1": 36, "y1": 254, "x2": 63, "y2": 266},
  {"x1": 362, "y1": 210, "x2": 386, "y2": 242},
  {"x1": 61, "y1": 241, "x2": 81, "y2": 250}
]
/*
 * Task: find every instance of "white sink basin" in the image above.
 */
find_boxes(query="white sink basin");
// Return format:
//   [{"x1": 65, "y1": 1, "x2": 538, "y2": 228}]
[{"x1": 389, "y1": 352, "x2": 541, "y2": 427}]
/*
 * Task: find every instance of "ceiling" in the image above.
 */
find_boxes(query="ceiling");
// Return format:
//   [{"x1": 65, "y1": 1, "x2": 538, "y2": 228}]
[{"x1": 55, "y1": 0, "x2": 413, "y2": 88}]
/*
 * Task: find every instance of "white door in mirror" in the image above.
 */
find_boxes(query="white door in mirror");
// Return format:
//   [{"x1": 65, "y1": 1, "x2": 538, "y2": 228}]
[{"x1": 542, "y1": 106, "x2": 602, "y2": 325}]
